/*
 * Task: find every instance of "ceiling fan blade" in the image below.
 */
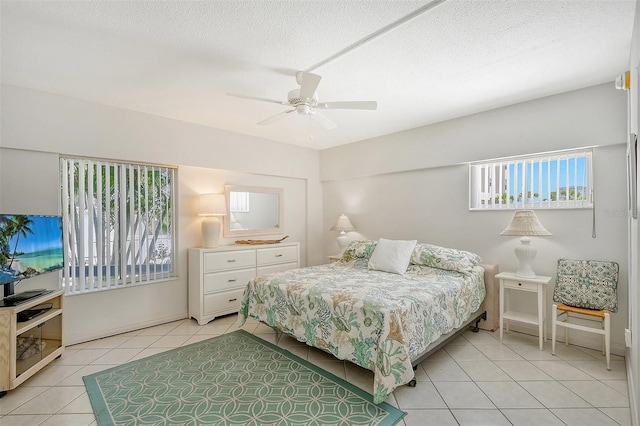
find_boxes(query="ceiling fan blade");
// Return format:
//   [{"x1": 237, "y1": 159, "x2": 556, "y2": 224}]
[
  {"x1": 298, "y1": 72, "x2": 322, "y2": 100},
  {"x1": 258, "y1": 109, "x2": 295, "y2": 126},
  {"x1": 228, "y1": 93, "x2": 288, "y2": 106},
  {"x1": 309, "y1": 111, "x2": 337, "y2": 130},
  {"x1": 317, "y1": 101, "x2": 378, "y2": 110}
]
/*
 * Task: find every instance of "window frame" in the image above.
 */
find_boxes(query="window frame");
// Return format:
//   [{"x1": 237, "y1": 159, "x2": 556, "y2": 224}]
[
  {"x1": 60, "y1": 156, "x2": 177, "y2": 295},
  {"x1": 469, "y1": 148, "x2": 593, "y2": 211}
]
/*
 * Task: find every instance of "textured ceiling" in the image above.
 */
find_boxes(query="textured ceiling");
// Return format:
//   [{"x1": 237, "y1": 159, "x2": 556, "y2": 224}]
[{"x1": 1, "y1": 0, "x2": 637, "y2": 150}]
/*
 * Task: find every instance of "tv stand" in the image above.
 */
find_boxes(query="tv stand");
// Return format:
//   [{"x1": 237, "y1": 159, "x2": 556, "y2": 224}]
[
  {"x1": 2, "y1": 289, "x2": 52, "y2": 306},
  {"x1": 0, "y1": 290, "x2": 64, "y2": 397}
]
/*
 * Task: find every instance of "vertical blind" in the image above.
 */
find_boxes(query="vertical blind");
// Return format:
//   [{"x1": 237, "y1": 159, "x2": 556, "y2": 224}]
[
  {"x1": 229, "y1": 191, "x2": 250, "y2": 213},
  {"x1": 469, "y1": 149, "x2": 593, "y2": 210},
  {"x1": 60, "y1": 158, "x2": 176, "y2": 294}
]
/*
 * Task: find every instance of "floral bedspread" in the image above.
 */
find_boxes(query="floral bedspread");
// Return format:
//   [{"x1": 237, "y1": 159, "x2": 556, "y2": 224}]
[{"x1": 237, "y1": 262, "x2": 485, "y2": 404}]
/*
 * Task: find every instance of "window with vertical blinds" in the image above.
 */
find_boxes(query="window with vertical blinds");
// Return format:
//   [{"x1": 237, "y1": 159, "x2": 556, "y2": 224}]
[
  {"x1": 60, "y1": 157, "x2": 176, "y2": 295},
  {"x1": 469, "y1": 149, "x2": 593, "y2": 210}
]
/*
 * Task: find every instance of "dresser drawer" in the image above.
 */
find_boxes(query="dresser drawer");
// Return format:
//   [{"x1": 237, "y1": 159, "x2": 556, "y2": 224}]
[
  {"x1": 204, "y1": 250, "x2": 256, "y2": 272},
  {"x1": 203, "y1": 288, "x2": 244, "y2": 316},
  {"x1": 257, "y1": 262, "x2": 298, "y2": 276},
  {"x1": 503, "y1": 279, "x2": 538, "y2": 292},
  {"x1": 257, "y1": 246, "x2": 298, "y2": 266},
  {"x1": 203, "y1": 269, "x2": 255, "y2": 293}
]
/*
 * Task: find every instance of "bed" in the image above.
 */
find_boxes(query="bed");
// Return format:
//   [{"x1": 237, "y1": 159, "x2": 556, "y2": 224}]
[{"x1": 237, "y1": 239, "x2": 498, "y2": 404}]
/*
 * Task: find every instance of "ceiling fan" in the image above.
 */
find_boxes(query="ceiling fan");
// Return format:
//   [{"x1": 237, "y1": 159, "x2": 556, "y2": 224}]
[{"x1": 228, "y1": 71, "x2": 377, "y2": 130}]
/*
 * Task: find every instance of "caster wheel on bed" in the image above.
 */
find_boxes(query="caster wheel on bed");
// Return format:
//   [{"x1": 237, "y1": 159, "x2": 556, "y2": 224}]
[{"x1": 406, "y1": 378, "x2": 417, "y2": 387}]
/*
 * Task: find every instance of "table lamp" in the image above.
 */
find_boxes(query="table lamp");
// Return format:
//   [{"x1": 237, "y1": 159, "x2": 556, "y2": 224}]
[
  {"x1": 500, "y1": 210, "x2": 552, "y2": 277},
  {"x1": 330, "y1": 214, "x2": 355, "y2": 253},
  {"x1": 199, "y1": 193, "x2": 226, "y2": 248}
]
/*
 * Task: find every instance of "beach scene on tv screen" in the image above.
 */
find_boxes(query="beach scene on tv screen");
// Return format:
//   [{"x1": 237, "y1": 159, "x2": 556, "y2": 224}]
[{"x1": 0, "y1": 214, "x2": 64, "y2": 286}]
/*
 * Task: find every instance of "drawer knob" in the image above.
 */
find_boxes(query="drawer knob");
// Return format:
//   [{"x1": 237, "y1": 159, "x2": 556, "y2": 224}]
[
  {"x1": 518, "y1": 283, "x2": 522, "y2": 286},
  {"x1": 227, "y1": 259, "x2": 236, "y2": 263},
  {"x1": 275, "y1": 254, "x2": 283, "y2": 257},
  {"x1": 228, "y1": 279, "x2": 236, "y2": 282},
  {"x1": 228, "y1": 298, "x2": 237, "y2": 302}
]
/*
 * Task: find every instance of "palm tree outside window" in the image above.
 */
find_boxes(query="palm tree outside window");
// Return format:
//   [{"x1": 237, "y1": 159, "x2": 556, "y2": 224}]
[{"x1": 60, "y1": 158, "x2": 176, "y2": 294}]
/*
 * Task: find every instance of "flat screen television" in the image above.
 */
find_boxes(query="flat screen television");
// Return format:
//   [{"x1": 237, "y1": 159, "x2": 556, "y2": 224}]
[{"x1": 0, "y1": 214, "x2": 64, "y2": 296}]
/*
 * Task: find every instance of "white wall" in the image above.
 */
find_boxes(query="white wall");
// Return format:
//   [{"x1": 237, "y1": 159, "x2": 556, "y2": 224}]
[
  {"x1": 321, "y1": 84, "x2": 624, "y2": 181},
  {"x1": 0, "y1": 85, "x2": 322, "y2": 344},
  {"x1": 321, "y1": 84, "x2": 630, "y2": 355}
]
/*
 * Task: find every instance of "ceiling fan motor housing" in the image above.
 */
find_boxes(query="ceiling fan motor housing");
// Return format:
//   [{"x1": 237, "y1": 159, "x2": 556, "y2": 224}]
[
  {"x1": 288, "y1": 89, "x2": 318, "y2": 115},
  {"x1": 230, "y1": 71, "x2": 373, "y2": 127}
]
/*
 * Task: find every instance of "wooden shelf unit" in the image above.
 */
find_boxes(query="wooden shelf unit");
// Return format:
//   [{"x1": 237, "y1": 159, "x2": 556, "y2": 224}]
[{"x1": 0, "y1": 290, "x2": 64, "y2": 394}]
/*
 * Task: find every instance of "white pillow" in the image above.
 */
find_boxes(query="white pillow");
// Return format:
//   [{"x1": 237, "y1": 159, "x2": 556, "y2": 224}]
[{"x1": 368, "y1": 238, "x2": 417, "y2": 275}]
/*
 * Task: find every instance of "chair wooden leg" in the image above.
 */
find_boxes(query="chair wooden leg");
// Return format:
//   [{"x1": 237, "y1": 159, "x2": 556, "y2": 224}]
[
  {"x1": 551, "y1": 304, "x2": 557, "y2": 355},
  {"x1": 604, "y1": 313, "x2": 611, "y2": 371}
]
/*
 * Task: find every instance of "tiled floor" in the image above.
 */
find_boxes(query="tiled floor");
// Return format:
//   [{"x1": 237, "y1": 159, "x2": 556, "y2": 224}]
[{"x1": 0, "y1": 315, "x2": 631, "y2": 425}]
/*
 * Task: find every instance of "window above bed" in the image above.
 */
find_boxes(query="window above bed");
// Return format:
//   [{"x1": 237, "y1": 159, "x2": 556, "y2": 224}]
[{"x1": 469, "y1": 148, "x2": 593, "y2": 210}]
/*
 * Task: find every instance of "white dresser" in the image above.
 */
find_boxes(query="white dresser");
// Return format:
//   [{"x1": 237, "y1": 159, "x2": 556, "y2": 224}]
[{"x1": 188, "y1": 242, "x2": 300, "y2": 325}]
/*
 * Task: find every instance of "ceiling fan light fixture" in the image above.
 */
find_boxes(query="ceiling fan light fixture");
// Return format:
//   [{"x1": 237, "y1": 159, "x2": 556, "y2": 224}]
[{"x1": 296, "y1": 104, "x2": 311, "y2": 115}]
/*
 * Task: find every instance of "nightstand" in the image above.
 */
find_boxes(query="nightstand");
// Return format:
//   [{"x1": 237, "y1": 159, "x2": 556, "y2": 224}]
[
  {"x1": 496, "y1": 271, "x2": 552, "y2": 350},
  {"x1": 327, "y1": 255, "x2": 342, "y2": 263}
]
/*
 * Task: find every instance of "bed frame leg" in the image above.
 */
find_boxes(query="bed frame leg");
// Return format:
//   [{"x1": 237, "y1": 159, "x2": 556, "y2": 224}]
[
  {"x1": 471, "y1": 311, "x2": 487, "y2": 333},
  {"x1": 406, "y1": 365, "x2": 418, "y2": 387},
  {"x1": 407, "y1": 310, "x2": 488, "y2": 389}
]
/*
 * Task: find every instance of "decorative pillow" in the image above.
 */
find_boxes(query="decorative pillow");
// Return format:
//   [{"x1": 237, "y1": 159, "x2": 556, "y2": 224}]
[
  {"x1": 342, "y1": 240, "x2": 377, "y2": 262},
  {"x1": 368, "y1": 238, "x2": 417, "y2": 275},
  {"x1": 553, "y1": 259, "x2": 618, "y2": 312},
  {"x1": 410, "y1": 243, "x2": 482, "y2": 274}
]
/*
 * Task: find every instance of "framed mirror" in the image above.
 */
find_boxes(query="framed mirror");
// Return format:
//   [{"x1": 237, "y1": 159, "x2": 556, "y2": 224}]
[{"x1": 223, "y1": 185, "x2": 284, "y2": 237}]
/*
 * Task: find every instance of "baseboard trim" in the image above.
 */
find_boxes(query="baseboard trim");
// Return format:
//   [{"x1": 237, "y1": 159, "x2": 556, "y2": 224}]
[
  {"x1": 65, "y1": 313, "x2": 188, "y2": 345},
  {"x1": 503, "y1": 322, "x2": 626, "y2": 356}
]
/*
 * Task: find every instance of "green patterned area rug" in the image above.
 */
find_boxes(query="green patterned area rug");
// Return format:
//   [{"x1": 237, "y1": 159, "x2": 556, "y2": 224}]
[{"x1": 83, "y1": 330, "x2": 406, "y2": 426}]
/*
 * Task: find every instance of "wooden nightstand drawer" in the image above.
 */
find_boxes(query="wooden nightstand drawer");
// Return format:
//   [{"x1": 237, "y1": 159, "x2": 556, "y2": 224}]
[
  {"x1": 502, "y1": 279, "x2": 538, "y2": 292},
  {"x1": 204, "y1": 250, "x2": 255, "y2": 272},
  {"x1": 257, "y1": 246, "x2": 299, "y2": 266},
  {"x1": 203, "y1": 288, "x2": 245, "y2": 316},
  {"x1": 203, "y1": 269, "x2": 255, "y2": 293}
]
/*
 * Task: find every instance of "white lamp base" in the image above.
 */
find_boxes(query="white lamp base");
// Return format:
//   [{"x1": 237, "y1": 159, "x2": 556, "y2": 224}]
[
  {"x1": 336, "y1": 231, "x2": 349, "y2": 253},
  {"x1": 202, "y1": 216, "x2": 222, "y2": 248},
  {"x1": 514, "y1": 237, "x2": 537, "y2": 277}
]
